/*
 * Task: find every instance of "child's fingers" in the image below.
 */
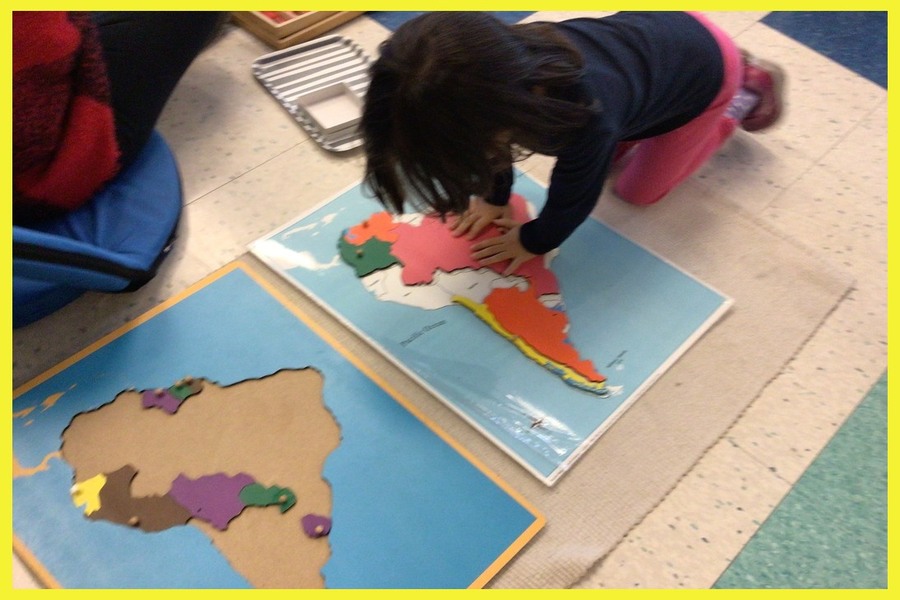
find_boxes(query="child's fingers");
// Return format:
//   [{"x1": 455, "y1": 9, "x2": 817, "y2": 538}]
[
  {"x1": 471, "y1": 244, "x2": 504, "y2": 262},
  {"x1": 449, "y1": 212, "x2": 471, "y2": 236},
  {"x1": 470, "y1": 235, "x2": 501, "y2": 253},
  {"x1": 450, "y1": 212, "x2": 490, "y2": 238},
  {"x1": 503, "y1": 256, "x2": 527, "y2": 276},
  {"x1": 492, "y1": 217, "x2": 517, "y2": 232},
  {"x1": 464, "y1": 216, "x2": 493, "y2": 239}
]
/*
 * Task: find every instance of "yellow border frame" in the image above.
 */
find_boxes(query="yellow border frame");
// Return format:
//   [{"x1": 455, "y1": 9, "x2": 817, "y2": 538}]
[{"x1": 7, "y1": 6, "x2": 893, "y2": 597}]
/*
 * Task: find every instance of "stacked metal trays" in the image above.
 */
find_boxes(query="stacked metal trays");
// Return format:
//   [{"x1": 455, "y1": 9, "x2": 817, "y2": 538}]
[{"x1": 253, "y1": 35, "x2": 372, "y2": 152}]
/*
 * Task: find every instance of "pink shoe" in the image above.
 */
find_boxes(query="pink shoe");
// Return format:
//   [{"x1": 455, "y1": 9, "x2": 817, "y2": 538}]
[
  {"x1": 612, "y1": 140, "x2": 640, "y2": 165},
  {"x1": 740, "y1": 54, "x2": 786, "y2": 132}
]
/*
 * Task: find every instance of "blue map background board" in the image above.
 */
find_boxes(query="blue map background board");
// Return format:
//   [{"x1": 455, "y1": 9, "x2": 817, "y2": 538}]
[
  {"x1": 250, "y1": 172, "x2": 732, "y2": 485},
  {"x1": 12, "y1": 264, "x2": 542, "y2": 589}
]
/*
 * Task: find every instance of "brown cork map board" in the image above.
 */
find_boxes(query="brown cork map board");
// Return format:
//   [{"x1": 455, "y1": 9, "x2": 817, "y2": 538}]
[{"x1": 12, "y1": 262, "x2": 543, "y2": 588}]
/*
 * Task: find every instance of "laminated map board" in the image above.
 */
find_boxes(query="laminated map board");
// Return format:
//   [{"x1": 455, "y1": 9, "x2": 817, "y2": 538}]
[
  {"x1": 12, "y1": 263, "x2": 543, "y2": 589},
  {"x1": 250, "y1": 171, "x2": 733, "y2": 485}
]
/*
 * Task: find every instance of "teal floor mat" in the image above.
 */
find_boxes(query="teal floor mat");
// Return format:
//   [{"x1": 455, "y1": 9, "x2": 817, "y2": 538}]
[{"x1": 714, "y1": 373, "x2": 887, "y2": 588}]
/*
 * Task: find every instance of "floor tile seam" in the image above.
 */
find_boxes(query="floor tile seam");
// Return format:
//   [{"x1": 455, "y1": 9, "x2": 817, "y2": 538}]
[
  {"x1": 713, "y1": 278, "x2": 867, "y2": 486},
  {"x1": 180, "y1": 141, "x2": 308, "y2": 207},
  {"x1": 724, "y1": 362, "x2": 881, "y2": 490},
  {"x1": 757, "y1": 114, "x2": 883, "y2": 217},
  {"x1": 571, "y1": 433, "x2": 792, "y2": 589},
  {"x1": 804, "y1": 95, "x2": 888, "y2": 179},
  {"x1": 713, "y1": 374, "x2": 888, "y2": 589}
]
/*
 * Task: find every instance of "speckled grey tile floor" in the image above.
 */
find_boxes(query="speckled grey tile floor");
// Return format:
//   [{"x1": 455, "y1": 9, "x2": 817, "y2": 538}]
[{"x1": 12, "y1": 11, "x2": 887, "y2": 589}]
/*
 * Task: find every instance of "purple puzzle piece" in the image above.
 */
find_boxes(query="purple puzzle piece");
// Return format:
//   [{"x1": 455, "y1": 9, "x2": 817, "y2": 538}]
[
  {"x1": 301, "y1": 513, "x2": 332, "y2": 538},
  {"x1": 141, "y1": 388, "x2": 184, "y2": 414},
  {"x1": 169, "y1": 472, "x2": 256, "y2": 530}
]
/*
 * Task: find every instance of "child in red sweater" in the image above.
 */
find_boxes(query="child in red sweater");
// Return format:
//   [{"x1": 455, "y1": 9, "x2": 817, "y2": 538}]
[{"x1": 13, "y1": 12, "x2": 225, "y2": 224}]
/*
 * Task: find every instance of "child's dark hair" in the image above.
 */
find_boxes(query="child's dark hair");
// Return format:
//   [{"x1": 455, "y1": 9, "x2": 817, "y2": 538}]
[{"x1": 361, "y1": 11, "x2": 598, "y2": 216}]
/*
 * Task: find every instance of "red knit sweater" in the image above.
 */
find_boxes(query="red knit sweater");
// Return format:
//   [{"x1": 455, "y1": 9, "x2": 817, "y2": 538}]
[{"x1": 13, "y1": 12, "x2": 121, "y2": 217}]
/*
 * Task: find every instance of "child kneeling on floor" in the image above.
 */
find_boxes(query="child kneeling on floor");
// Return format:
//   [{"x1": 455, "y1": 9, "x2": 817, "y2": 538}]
[{"x1": 360, "y1": 11, "x2": 785, "y2": 274}]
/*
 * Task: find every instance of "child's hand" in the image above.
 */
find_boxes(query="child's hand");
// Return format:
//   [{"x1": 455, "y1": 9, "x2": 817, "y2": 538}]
[
  {"x1": 450, "y1": 196, "x2": 510, "y2": 239},
  {"x1": 470, "y1": 219, "x2": 536, "y2": 276}
]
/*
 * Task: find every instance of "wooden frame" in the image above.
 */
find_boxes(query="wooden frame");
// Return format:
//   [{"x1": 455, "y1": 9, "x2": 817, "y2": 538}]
[{"x1": 232, "y1": 11, "x2": 365, "y2": 49}]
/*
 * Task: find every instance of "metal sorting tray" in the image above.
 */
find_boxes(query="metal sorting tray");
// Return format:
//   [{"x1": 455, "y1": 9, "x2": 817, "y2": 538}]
[{"x1": 253, "y1": 35, "x2": 371, "y2": 152}]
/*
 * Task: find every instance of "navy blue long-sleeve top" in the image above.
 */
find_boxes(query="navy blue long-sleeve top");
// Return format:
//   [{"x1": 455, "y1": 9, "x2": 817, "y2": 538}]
[{"x1": 488, "y1": 12, "x2": 724, "y2": 255}]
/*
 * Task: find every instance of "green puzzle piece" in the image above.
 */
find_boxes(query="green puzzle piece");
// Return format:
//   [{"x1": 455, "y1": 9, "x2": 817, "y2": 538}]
[
  {"x1": 239, "y1": 483, "x2": 297, "y2": 513},
  {"x1": 338, "y1": 235, "x2": 399, "y2": 277}
]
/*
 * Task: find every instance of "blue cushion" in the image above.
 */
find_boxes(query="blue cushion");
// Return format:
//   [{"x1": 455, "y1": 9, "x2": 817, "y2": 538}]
[{"x1": 13, "y1": 130, "x2": 183, "y2": 328}]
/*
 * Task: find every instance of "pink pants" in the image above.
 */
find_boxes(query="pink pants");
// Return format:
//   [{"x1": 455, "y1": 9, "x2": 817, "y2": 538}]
[{"x1": 613, "y1": 12, "x2": 744, "y2": 205}]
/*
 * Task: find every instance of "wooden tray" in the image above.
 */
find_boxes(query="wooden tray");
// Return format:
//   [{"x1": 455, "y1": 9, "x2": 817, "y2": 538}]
[{"x1": 233, "y1": 11, "x2": 364, "y2": 49}]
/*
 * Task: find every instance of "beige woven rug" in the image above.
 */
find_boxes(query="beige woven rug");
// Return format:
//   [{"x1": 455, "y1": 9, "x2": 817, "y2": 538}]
[{"x1": 247, "y1": 174, "x2": 852, "y2": 589}]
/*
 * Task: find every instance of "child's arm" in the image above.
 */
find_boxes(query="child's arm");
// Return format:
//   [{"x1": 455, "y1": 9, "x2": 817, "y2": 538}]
[{"x1": 519, "y1": 136, "x2": 615, "y2": 254}]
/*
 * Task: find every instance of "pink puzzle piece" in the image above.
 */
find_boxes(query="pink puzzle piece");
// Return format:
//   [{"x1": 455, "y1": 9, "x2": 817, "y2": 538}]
[{"x1": 390, "y1": 194, "x2": 559, "y2": 296}]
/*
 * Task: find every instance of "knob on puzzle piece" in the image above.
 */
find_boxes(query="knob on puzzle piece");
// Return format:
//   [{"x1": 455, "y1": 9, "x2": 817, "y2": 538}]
[
  {"x1": 170, "y1": 376, "x2": 203, "y2": 401},
  {"x1": 141, "y1": 388, "x2": 183, "y2": 414},
  {"x1": 301, "y1": 514, "x2": 332, "y2": 538}
]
